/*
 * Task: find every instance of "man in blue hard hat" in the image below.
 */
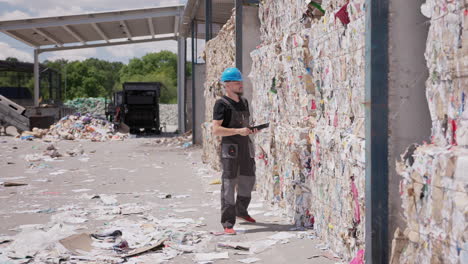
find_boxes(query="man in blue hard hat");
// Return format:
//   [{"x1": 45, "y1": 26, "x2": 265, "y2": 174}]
[{"x1": 212, "y1": 67, "x2": 259, "y2": 235}]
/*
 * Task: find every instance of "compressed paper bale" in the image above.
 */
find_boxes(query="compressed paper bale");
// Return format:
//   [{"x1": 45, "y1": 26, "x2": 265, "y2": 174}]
[
  {"x1": 422, "y1": 0, "x2": 467, "y2": 147},
  {"x1": 248, "y1": 0, "x2": 366, "y2": 259},
  {"x1": 392, "y1": 1, "x2": 467, "y2": 262},
  {"x1": 397, "y1": 145, "x2": 468, "y2": 263},
  {"x1": 201, "y1": 13, "x2": 236, "y2": 170}
]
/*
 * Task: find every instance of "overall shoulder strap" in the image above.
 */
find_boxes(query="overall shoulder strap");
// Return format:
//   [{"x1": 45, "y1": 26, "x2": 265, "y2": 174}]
[{"x1": 220, "y1": 96, "x2": 235, "y2": 110}]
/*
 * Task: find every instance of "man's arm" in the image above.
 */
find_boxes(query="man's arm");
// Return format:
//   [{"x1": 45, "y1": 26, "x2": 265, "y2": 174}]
[{"x1": 212, "y1": 120, "x2": 252, "y2": 136}]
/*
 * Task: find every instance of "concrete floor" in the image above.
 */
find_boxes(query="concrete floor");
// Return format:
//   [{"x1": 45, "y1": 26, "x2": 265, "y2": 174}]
[{"x1": 0, "y1": 136, "x2": 338, "y2": 264}]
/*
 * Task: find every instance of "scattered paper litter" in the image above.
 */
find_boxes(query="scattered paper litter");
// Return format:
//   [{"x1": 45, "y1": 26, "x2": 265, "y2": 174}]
[
  {"x1": 238, "y1": 257, "x2": 261, "y2": 263},
  {"x1": 268, "y1": 232, "x2": 296, "y2": 240},
  {"x1": 49, "y1": 169, "x2": 68, "y2": 176},
  {"x1": 99, "y1": 194, "x2": 118, "y2": 205},
  {"x1": 194, "y1": 252, "x2": 229, "y2": 262},
  {"x1": 72, "y1": 189, "x2": 92, "y2": 193},
  {"x1": 173, "y1": 208, "x2": 198, "y2": 213},
  {"x1": 249, "y1": 240, "x2": 277, "y2": 254}
]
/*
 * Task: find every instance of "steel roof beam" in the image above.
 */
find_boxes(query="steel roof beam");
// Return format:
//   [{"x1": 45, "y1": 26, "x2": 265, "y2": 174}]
[
  {"x1": 34, "y1": 28, "x2": 63, "y2": 47},
  {"x1": 1, "y1": 30, "x2": 39, "y2": 47},
  {"x1": 174, "y1": 16, "x2": 180, "y2": 36},
  {"x1": 147, "y1": 18, "x2": 155, "y2": 38},
  {"x1": 37, "y1": 34, "x2": 176, "y2": 53},
  {"x1": 120, "y1": 20, "x2": 132, "y2": 40},
  {"x1": 62, "y1": 25, "x2": 86, "y2": 44},
  {"x1": 91, "y1": 23, "x2": 110, "y2": 43}
]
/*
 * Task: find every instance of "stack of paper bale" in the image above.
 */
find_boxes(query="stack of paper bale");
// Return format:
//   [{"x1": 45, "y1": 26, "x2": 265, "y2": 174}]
[
  {"x1": 201, "y1": 13, "x2": 236, "y2": 170},
  {"x1": 392, "y1": 0, "x2": 468, "y2": 263},
  {"x1": 250, "y1": 0, "x2": 366, "y2": 260},
  {"x1": 64, "y1": 97, "x2": 106, "y2": 117}
]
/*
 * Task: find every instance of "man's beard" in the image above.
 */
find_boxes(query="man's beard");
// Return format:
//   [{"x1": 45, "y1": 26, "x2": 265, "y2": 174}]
[{"x1": 235, "y1": 91, "x2": 243, "y2": 96}]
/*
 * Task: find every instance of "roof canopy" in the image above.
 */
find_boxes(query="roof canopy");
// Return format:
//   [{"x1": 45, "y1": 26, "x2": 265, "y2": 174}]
[
  {"x1": 180, "y1": 0, "x2": 234, "y2": 38},
  {"x1": 0, "y1": 5, "x2": 184, "y2": 53}
]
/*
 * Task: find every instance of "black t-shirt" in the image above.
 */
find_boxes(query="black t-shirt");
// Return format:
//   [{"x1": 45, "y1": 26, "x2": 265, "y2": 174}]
[{"x1": 213, "y1": 96, "x2": 249, "y2": 127}]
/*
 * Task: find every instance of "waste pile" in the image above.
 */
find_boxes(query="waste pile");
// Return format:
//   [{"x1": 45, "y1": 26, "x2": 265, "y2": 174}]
[
  {"x1": 64, "y1": 97, "x2": 106, "y2": 118},
  {"x1": 159, "y1": 104, "x2": 178, "y2": 126},
  {"x1": 151, "y1": 131, "x2": 193, "y2": 148},
  {"x1": 391, "y1": 0, "x2": 467, "y2": 263},
  {"x1": 200, "y1": 13, "x2": 236, "y2": 171},
  {"x1": 202, "y1": 0, "x2": 366, "y2": 260},
  {"x1": 20, "y1": 114, "x2": 127, "y2": 141}
]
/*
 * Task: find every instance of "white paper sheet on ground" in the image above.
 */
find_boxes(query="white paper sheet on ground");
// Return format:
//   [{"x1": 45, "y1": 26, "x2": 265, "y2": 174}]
[
  {"x1": 49, "y1": 169, "x2": 68, "y2": 175},
  {"x1": 99, "y1": 194, "x2": 118, "y2": 205},
  {"x1": 24, "y1": 154, "x2": 43, "y2": 162},
  {"x1": 82, "y1": 179, "x2": 95, "y2": 183},
  {"x1": 0, "y1": 176, "x2": 26, "y2": 181},
  {"x1": 173, "y1": 194, "x2": 190, "y2": 199},
  {"x1": 268, "y1": 232, "x2": 296, "y2": 240},
  {"x1": 94, "y1": 215, "x2": 116, "y2": 221},
  {"x1": 173, "y1": 208, "x2": 198, "y2": 213},
  {"x1": 248, "y1": 210, "x2": 264, "y2": 216},
  {"x1": 125, "y1": 253, "x2": 168, "y2": 264},
  {"x1": 121, "y1": 204, "x2": 149, "y2": 215},
  {"x1": 72, "y1": 189, "x2": 92, "y2": 193},
  {"x1": 238, "y1": 257, "x2": 261, "y2": 263},
  {"x1": 159, "y1": 218, "x2": 195, "y2": 228},
  {"x1": 34, "y1": 178, "x2": 50, "y2": 182},
  {"x1": 249, "y1": 239, "x2": 278, "y2": 254},
  {"x1": 194, "y1": 252, "x2": 229, "y2": 262},
  {"x1": 51, "y1": 212, "x2": 88, "y2": 224}
]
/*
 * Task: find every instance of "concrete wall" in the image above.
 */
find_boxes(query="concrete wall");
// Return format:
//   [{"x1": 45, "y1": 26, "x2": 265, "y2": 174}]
[
  {"x1": 242, "y1": 5, "x2": 261, "y2": 107},
  {"x1": 387, "y1": 0, "x2": 431, "y2": 245}
]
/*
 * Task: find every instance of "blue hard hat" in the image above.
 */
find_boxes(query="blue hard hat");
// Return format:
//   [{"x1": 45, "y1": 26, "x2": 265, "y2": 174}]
[{"x1": 221, "y1": 67, "x2": 243, "y2": 82}]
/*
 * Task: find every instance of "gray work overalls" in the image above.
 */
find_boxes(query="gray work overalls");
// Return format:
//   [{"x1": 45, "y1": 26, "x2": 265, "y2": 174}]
[{"x1": 219, "y1": 96, "x2": 256, "y2": 229}]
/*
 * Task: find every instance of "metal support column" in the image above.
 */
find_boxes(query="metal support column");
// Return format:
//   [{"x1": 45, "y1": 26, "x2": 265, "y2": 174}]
[
  {"x1": 205, "y1": 0, "x2": 212, "y2": 41},
  {"x1": 48, "y1": 71, "x2": 53, "y2": 102},
  {"x1": 191, "y1": 21, "x2": 196, "y2": 144},
  {"x1": 177, "y1": 36, "x2": 186, "y2": 134},
  {"x1": 33, "y1": 49, "x2": 40, "y2": 107},
  {"x1": 235, "y1": 0, "x2": 243, "y2": 71},
  {"x1": 364, "y1": 0, "x2": 389, "y2": 263}
]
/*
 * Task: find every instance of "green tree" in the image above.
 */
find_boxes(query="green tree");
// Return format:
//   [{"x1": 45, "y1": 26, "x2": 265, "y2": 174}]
[
  {"x1": 2, "y1": 51, "x2": 189, "y2": 104},
  {"x1": 119, "y1": 50, "x2": 191, "y2": 103}
]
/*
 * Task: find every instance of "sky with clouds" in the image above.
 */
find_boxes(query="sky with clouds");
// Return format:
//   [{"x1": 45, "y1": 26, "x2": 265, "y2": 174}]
[{"x1": 0, "y1": 0, "x2": 205, "y2": 64}]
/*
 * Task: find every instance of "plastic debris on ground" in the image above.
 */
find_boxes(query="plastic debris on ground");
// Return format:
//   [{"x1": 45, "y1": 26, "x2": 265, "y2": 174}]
[
  {"x1": 20, "y1": 114, "x2": 128, "y2": 142},
  {"x1": 64, "y1": 97, "x2": 106, "y2": 117}
]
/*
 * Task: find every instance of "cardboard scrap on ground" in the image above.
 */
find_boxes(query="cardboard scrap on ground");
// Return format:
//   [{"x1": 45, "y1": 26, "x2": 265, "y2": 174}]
[
  {"x1": 209, "y1": 179, "x2": 221, "y2": 185},
  {"x1": 123, "y1": 238, "x2": 166, "y2": 258},
  {"x1": 217, "y1": 242, "x2": 250, "y2": 251},
  {"x1": 2, "y1": 182, "x2": 27, "y2": 187},
  {"x1": 59, "y1": 233, "x2": 93, "y2": 255}
]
